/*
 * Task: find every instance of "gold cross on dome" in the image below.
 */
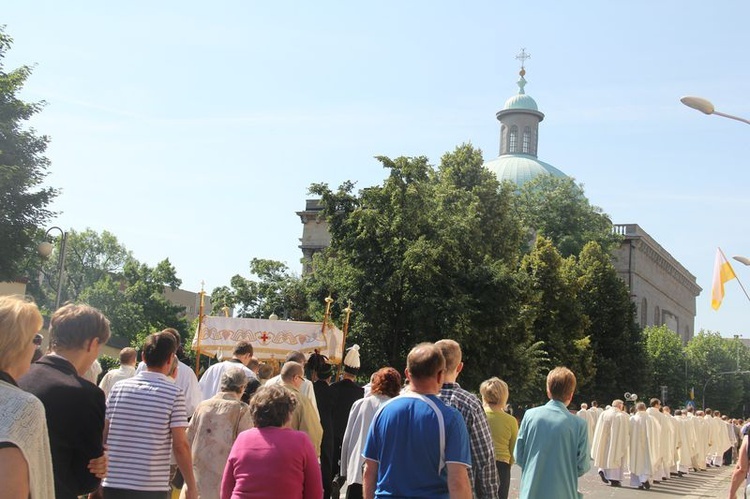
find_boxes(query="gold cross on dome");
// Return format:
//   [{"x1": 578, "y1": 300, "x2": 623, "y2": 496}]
[{"x1": 515, "y1": 48, "x2": 531, "y2": 69}]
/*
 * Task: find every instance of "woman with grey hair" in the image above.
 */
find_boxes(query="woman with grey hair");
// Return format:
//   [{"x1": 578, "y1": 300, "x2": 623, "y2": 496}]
[{"x1": 180, "y1": 368, "x2": 252, "y2": 499}]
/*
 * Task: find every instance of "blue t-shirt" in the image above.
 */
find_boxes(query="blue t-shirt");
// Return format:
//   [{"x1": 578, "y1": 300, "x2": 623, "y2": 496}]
[{"x1": 363, "y1": 393, "x2": 472, "y2": 498}]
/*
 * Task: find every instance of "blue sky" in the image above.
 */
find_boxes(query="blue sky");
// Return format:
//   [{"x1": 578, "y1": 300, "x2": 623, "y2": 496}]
[{"x1": 4, "y1": 2, "x2": 750, "y2": 337}]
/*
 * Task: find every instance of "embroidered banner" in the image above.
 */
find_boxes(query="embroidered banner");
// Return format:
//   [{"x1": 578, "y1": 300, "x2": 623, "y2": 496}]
[{"x1": 191, "y1": 316, "x2": 344, "y2": 363}]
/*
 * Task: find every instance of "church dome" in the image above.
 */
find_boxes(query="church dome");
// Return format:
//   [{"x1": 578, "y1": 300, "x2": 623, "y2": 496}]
[
  {"x1": 503, "y1": 93, "x2": 539, "y2": 111},
  {"x1": 484, "y1": 154, "x2": 566, "y2": 187}
]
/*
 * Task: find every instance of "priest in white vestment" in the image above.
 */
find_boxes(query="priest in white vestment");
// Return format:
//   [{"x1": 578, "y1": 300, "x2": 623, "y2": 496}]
[
  {"x1": 591, "y1": 399, "x2": 629, "y2": 486},
  {"x1": 645, "y1": 399, "x2": 668, "y2": 481},
  {"x1": 673, "y1": 409, "x2": 692, "y2": 475},
  {"x1": 660, "y1": 406, "x2": 678, "y2": 475},
  {"x1": 629, "y1": 402, "x2": 658, "y2": 489},
  {"x1": 577, "y1": 402, "x2": 595, "y2": 453},
  {"x1": 693, "y1": 410, "x2": 710, "y2": 471}
]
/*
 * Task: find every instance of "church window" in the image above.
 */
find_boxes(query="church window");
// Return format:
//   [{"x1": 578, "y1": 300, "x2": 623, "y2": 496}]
[
  {"x1": 641, "y1": 298, "x2": 648, "y2": 327},
  {"x1": 654, "y1": 306, "x2": 661, "y2": 325},
  {"x1": 522, "y1": 127, "x2": 531, "y2": 153},
  {"x1": 509, "y1": 126, "x2": 518, "y2": 153}
]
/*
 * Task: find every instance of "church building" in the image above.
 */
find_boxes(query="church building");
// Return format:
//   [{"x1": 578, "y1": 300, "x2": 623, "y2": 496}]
[{"x1": 299, "y1": 52, "x2": 701, "y2": 343}]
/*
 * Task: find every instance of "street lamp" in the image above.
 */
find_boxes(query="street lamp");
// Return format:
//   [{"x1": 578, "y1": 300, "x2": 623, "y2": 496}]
[
  {"x1": 680, "y1": 96, "x2": 750, "y2": 125},
  {"x1": 38, "y1": 227, "x2": 68, "y2": 310}
]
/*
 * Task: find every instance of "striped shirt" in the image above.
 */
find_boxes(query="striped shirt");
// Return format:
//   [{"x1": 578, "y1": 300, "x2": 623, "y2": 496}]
[{"x1": 103, "y1": 371, "x2": 188, "y2": 491}]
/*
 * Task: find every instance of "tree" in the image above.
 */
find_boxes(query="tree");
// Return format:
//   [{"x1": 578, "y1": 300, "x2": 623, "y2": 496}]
[
  {"x1": 642, "y1": 325, "x2": 686, "y2": 405},
  {"x1": 514, "y1": 175, "x2": 618, "y2": 257},
  {"x1": 211, "y1": 258, "x2": 308, "y2": 320},
  {"x1": 520, "y1": 236, "x2": 594, "y2": 398},
  {"x1": 0, "y1": 28, "x2": 57, "y2": 280},
  {"x1": 575, "y1": 241, "x2": 646, "y2": 402},
  {"x1": 307, "y1": 144, "x2": 528, "y2": 391},
  {"x1": 686, "y1": 330, "x2": 746, "y2": 414},
  {"x1": 81, "y1": 258, "x2": 188, "y2": 345},
  {"x1": 32, "y1": 228, "x2": 133, "y2": 310}
]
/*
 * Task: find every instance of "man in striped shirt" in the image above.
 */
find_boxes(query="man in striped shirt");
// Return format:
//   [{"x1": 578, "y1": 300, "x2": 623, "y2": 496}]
[{"x1": 102, "y1": 331, "x2": 197, "y2": 499}]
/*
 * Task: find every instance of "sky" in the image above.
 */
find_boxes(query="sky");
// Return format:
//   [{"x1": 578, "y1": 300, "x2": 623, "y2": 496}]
[{"x1": 4, "y1": 1, "x2": 750, "y2": 337}]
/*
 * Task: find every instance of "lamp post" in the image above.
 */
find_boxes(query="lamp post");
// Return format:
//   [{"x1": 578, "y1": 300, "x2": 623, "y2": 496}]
[
  {"x1": 38, "y1": 227, "x2": 68, "y2": 310},
  {"x1": 680, "y1": 96, "x2": 750, "y2": 125}
]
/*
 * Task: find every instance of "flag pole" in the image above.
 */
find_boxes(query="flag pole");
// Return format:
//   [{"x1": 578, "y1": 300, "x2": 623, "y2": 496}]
[
  {"x1": 337, "y1": 301, "x2": 353, "y2": 379},
  {"x1": 195, "y1": 281, "x2": 205, "y2": 377},
  {"x1": 720, "y1": 248, "x2": 750, "y2": 303}
]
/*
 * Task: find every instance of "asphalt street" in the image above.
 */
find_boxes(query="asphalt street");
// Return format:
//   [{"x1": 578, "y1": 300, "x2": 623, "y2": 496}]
[{"x1": 338, "y1": 462, "x2": 738, "y2": 498}]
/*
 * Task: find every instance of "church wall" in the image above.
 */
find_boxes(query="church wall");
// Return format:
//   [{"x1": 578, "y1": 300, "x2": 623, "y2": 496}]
[{"x1": 612, "y1": 225, "x2": 701, "y2": 344}]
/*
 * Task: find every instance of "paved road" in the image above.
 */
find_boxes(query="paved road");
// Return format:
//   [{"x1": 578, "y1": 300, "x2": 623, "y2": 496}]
[
  {"x1": 339, "y1": 463, "x2": 737, "y2": 498},
  {"x1": 509, "y1": 463, "x2": 736, "y2": 499}
]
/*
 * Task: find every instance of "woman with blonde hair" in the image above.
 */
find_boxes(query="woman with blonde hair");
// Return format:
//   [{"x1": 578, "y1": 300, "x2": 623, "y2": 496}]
[
  {"x1": 480, "y1": 377, "x2": 518, "y2": 499},
  {"x1": 0, "y1": 296, "x2": 54, "y2": 498}
]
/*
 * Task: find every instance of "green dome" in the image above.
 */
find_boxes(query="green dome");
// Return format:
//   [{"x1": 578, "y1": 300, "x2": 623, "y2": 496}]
[
  {"x1": 484, "y1": 154, "x2": 566, "y2": 187},
  {"x1": 503, "y1": 93, "x2": 539, "y2": 111}
]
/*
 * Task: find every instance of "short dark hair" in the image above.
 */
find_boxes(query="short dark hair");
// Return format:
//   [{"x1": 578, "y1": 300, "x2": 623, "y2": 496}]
[
  {"x1": 50, "y1": 303, "x2": 110, "y2": 350},
  {"x1": 143, "y1": 332, "x2": 176, "y2": 368},
  {"x1": 233, "y1": 341, "x2": 253, "y2": 356},
  {"x1": 650, "y1": 398, "x2": 661, "y2": 407},
  {"x1": 162, "y1": 327, "x2": 181, "y2": 346},
  {"x1": 406, "y1": 343, "x2": 445, "y2": 380},
  {"x1": 250, "y1": 385, "x2": 297, "y2": 428},
  {"x1": 371, "y1": 367, "x2": 401, "y2": 397}
]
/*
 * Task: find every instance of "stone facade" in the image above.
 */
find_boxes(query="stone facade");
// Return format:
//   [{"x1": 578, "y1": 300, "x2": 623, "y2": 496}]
[
  {"x1": 612, "y1": 224, "x2": 701, "y2": 343},
  {"x1": 297, "y1": 199, "x2": 332, "y2": 274}
]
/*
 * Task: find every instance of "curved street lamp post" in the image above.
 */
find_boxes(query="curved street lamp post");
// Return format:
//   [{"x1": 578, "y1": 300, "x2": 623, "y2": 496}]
[
  {"x1": 680, "y1": 96, "x2": 750, "y2": 125},
  {"x1": 38, "y1": 227, "x2": 68, "y2": 310}
]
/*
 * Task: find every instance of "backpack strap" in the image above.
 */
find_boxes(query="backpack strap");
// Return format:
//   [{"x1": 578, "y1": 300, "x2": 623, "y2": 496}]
[{"x1": 400, "y1": 392, "x2": 446, "y2": 473}]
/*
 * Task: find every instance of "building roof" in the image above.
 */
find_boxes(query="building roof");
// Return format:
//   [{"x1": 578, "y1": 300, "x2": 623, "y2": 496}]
[
  {"x1": 502, "y1": 91, "x2": 539, "y2": 112},
  {"x1": 484, "y1": 153, "x2": 567, "y2": 187}
]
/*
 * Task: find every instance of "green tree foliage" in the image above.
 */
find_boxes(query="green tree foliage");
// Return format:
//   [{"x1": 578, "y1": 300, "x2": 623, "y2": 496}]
[
  {"x1": 211, "y1": 259, "x2": 308, "y2": 320},
  {"x1": 33, "y1": 228, "x2": 133, "y2": 309},
  {"x1": 82, "y1": 258, "x2": 188, "y2": 345},
  {"x1": 515, "y1": 175, "x2": 618, "y2": 257},
  {"x1": 575, "y1": 241, "x2": 646, "y2": 402},
  {"x1": 642, "y1": 325, "x2": 686, "y2": 405},
  {"x1": 307, "y1": 144, "x2": 531, "y2": 392},
  {"x1": 519, "y1": 236, "x2": 594, "y2": 397},
  {"x1": 686, "y1": 330, "x2": 747, "y2": 414},
  {"x1": 0, "y1": 28, "x2": 57, "y2": 280}
]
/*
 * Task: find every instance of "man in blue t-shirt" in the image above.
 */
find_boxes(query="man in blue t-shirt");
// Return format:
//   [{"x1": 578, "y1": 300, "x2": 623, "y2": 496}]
[{"x1": 363, "y1": 343, "x2": 472, "y2": 499}]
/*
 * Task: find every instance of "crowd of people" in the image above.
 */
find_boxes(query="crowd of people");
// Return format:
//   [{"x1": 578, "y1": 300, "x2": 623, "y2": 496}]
[{"x1": 1, "y1": 293, "x2": 749, "y2": 499}]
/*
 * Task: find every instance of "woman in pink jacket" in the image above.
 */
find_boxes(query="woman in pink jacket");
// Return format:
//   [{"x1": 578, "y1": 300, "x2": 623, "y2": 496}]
[{"x1": 221, "y1": 384, "x2": 323, "y2": 499}]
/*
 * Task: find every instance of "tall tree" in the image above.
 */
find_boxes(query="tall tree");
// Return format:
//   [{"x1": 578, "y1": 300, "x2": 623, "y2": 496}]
[
  {"x1": 575, "y1": 241, "x2": 646, "y2": 402},
  {"x1": 0, "y1": 28, "x2": 57, "y2": 280},
  {"x1": 642, "y1": 325, "x2": 686, "y2": 405},
  {"x1": 81, "y1": 258, "x2": 188, "y2": 345},
  {"x1": 308, "y1": 144, "x2": 528, "y2": 390},
  {"x1": 33, "y1": 228, "x2": 133, "y2": 309},
  {"x1": 514, "y1": 175, "x2": 618, "y2": 257},
  {"x1": 211, "y1": 258, "x2": 308, "y2": 320},
  {"x1": 686, "y1": 330, "x2": 746, "y2": 414},
  {"x1": 520, "y1": 236, "x2": 594, "y2": 397}
]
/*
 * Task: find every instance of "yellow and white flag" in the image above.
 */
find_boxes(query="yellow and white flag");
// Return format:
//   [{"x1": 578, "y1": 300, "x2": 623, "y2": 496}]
[{"x1": 711, "y1": 248, "x2": 737, "y2": 310}]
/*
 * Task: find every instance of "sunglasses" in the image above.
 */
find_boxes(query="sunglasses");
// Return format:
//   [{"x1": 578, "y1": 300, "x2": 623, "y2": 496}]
[{"x1": 33, "y1": 334, "x2": 43, "y2": 346}]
